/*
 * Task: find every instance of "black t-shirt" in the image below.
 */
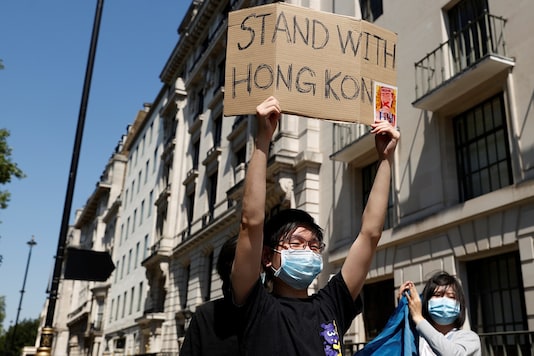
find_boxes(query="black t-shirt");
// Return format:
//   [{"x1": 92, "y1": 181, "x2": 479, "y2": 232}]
[
  {"x1": 180, "y1": 297, "x2": 239, "y2": 356},
  {"x1": 237, "y1": 272, "x2": 362, "y2": 356}
]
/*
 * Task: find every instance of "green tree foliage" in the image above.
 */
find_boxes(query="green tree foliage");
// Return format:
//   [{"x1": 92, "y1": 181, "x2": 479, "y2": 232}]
[
  {"x1": 0, "y1": 318, "x2": 39, "y2": 355},
  {"x1": 0, "y1": 59, "x2": 4, "y2": 70},
  {"x1": 0, "y1": 128, "x2": 25, "y2": 210},
  {"x1": 0, "y1": 296, "x2": 5, "y2": 334}
]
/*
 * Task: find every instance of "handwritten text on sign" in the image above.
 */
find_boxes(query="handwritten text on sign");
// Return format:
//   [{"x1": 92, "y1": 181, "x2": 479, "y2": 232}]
[{"x1": 224, "y1": 3, "x2": 398, "y2": 124}]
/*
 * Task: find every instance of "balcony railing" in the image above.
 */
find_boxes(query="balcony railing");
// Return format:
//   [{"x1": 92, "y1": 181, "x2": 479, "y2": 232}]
[
  {"x1": 343, "y1": 330, "x2": 534, "y2": 356},
  {"x1": 479, "y1": 330, "x2": 534, "y2": 356},
  {"x1": 414, "y1": 11, "x2": 507, "y2": 102},
  {"x1": 332, "y1": 122, "x2": 372, "y2": 157}
]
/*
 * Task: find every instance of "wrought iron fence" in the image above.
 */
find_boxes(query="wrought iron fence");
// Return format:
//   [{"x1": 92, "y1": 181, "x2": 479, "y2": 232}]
[
  {"x1": 333, "y1": 122, "x2": 371, "y2": 155},
  {"x1": 414, "y1": 11, "x2": 507, "y2": 101},
  {"x1": 343, "y1": 330, "x2": 534, "y2": 356}
]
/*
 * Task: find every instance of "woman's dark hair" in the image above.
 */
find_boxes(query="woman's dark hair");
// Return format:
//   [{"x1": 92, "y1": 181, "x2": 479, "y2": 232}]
[
  {"x1": 421, "y1": 271, "x2": 466, "y2": 328},
  {"x1": 263, "y1": 208, "x2": 323, "y2": 248}
]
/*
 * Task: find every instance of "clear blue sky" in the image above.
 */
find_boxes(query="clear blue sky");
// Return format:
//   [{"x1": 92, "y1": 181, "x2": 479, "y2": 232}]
[{"x1": 0, "y1": 0, "x2": 189, "y2": 331}]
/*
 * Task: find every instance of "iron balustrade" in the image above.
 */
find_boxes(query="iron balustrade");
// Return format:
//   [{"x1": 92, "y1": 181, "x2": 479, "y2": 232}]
[
  {"x1": 414, "y1": 11, "x2": 507, "y2": 101},
  {"x1": 333, "y1": 122, "x2": 372, "y2": 155},
  {"x1": 343, "y1": 330, "x2": 534, "y2": 356}
]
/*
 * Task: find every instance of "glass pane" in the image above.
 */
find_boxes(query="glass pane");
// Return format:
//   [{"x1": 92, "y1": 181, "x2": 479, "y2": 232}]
[
  {"x1": 499, "y1": 161, "x2": 511, "y2": 186},
  {"x1": 484, "y1": 101, "x2": 494, "y2": 130},
  {"x1": 480, "y1": 167, "x2": 490, "y2": 194},
  {"x1": 495, "y1": 130, "x2": 507, "y2": 160},
  {"x1": 471, "y1": 171, "x2": 481, "y2": 196},
  {"x1": 467, "y1": 113, "x2": 476, "y2": 139},
  {"x1": 489, "y1": 163, "x2": 500, "y2": 190},
  {"x1": 474, "y1": 107, "x2": 484, "y2": 136},
  {"x1": 492, "y1": 97, "x2": 503, "y2": 126},
  {"x1": 469, "y1": 143, "x2": 479, "y2": 170},
  {"x1": 477, "y1": 139, "x2": 488, "y2": 167},
  {"x1": 486, "y1": 133, "x2": 497, "y2": 164}
]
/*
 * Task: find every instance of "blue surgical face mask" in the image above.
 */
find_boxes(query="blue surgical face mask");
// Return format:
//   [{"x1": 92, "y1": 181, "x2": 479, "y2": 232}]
[
  {"x1": 272, "y1": 249, "x2": 323, "y2": 290},
  {"x1": 428, "y1": 297, "x2": 460, "y2": 325}
]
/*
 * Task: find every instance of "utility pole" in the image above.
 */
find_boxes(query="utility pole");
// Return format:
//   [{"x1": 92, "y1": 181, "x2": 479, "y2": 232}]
[
  {"x1": 9, "y1": 236, "x2": 37, "y2": 351},
  {"x1": 36, "y1": 1, "x2": 104, "y2": 354}
]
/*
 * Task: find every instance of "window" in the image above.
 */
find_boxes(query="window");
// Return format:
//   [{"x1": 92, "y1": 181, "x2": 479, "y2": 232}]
[
  {"x1": 122, "y1": 291, "x2": 127, "y2": 317},
  {"x1": 467, "y1": 251, "x2": 528, "y2": 354},
  {"x1": 181, "y1": 264, "x2": 191, "y2": 309},
  {"x1": 94, "y1": 300, "x2": 104, "y2": 330},
  {"x1": 359, "y1": 0, "x2": 383, "y2": 22},
  {"x1": 148, "y1": 190, "x2": 153, "y2": 217},
  {"x1": 135, "y1": 242, "x2": 140, "y2": 268},
  {"x1": 114, "y1": 260, "x2": 119, "y2": 282},
  {"x1": 145, "y1": 160, "x2": 149, "y2": 184},
  {"x1": 132, "y1": 209, "x2": 137, "y2": 233},
  {"x1": 236, "y1": 145, "x2": 246, "y2": 166},
  {"x1": 196, "y1": 89, "x2": 204, "y2": 117},
  {"x1": 193, "y1": 139, "x2": 200, "y2": 170},
  {"x1": 120, "y1": 224, "x2": 124, "y2": 246},
  {"x1": 186, "y1": 190, "x2": 195, "y2": 230},
  {"x1": 115, "y1": 295, "x2": 120, "y2": 320},
  {"x1": 140, "y1": 200, "x2": 145, "y2": 225},
  {"x1": 213, "y1": 114, "x2": 222, "y2": 148},
  {"x1": 121, "y1": 255, "x2": 125, "y2": 279},
  {"x1": 137, "y1": 282, "x2": 144, "y2": 312},
  {"x1": 143, "y1": 235, "x2": 149, "y2": 260},
  {"x1": 448, "y1": 0, "x2": 489, "y2": 73},
  {"x1": 204, "y1": 251, "x2": 214, "y2": 302},
  {"x1": 153, "y1": 147, "x2": 158, "y2": 173},
  {"x1": 208, "y1": 171, "x2": 218, "y2": 220},
  {"x1": 217, "y1": 60, "x2": 225, "y2": 90},
  {"x1": 129, "y1": 286, "x2": 135, "y2": 315},
  {"x1": 362, "y1": 279, "x2": 395, "y2": 339},
  {"x1": 109, "y1": 298, "x2": 114, "y2": 323},
  {"x1": 453, "y1": 94, "x2": 512, "y2": 201},
  {"x1": 141, "y1": 134, "x2": 145, "y2": 156},
  {"x1": 362, "y1": 162, "x2": 394, "y2": 229},
  {"x1": 128, "y1": 249, "x2": 132, "y2": 274}
]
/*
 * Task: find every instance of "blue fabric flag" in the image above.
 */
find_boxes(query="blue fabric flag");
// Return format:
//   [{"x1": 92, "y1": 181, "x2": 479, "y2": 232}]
[{"x1": 354, "y1": 295, "x2": 418, "y2": 356}]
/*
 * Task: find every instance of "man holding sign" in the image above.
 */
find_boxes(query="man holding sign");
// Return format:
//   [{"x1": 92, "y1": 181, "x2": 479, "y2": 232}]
[{"x1": 231, "y1": 96, "x2": 400, "y2": 355}]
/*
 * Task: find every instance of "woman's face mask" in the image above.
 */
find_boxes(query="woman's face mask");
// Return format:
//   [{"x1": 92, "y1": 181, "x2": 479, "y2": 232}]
[
  {"x1": 428, "y1": 297, "x2": 460, "y2": 325},
  {"x1": 271, "y1": 248, "x2": 323, "y2": 290}
]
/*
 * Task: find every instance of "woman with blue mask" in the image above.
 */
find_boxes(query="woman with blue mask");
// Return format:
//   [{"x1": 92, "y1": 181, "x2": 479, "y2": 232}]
[
  {"x1": 231, "y1": 96, "x2": 400, "y2": 355},
  {"x1": 400, "y1": 272, "x2": 481, "y2": 356}
]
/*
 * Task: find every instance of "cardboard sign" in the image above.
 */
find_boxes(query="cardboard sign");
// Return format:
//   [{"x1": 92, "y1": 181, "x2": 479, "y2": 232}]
[{"x1": 224, "y1": 2, "x2": 397, "y2": 125}]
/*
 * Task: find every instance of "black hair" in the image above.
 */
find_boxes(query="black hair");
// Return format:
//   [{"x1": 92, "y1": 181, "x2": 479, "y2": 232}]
[
  {"x1": 421, "y1": 271, "x2": 466, "y2": 328},
  {"x1": 216, "y1": 236, "x2": 237, "y2": 285},
  {"x1": 263, "y1": 208, "x2": 323, "y2": 249}
]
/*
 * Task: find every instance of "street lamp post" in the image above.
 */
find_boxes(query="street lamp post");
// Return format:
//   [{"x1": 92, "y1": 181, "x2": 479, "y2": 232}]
[
  {"x1": 36, "y1": 1, "x2": 104, "y2": 355},
  {"x1": 10, "y1": 236, "x2": 37, "y2": 351}
]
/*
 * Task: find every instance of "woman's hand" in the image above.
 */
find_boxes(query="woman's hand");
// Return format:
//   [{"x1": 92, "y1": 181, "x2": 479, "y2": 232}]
[{"x1": 400, "y1": 281, "x2": 425, "y2": 324}]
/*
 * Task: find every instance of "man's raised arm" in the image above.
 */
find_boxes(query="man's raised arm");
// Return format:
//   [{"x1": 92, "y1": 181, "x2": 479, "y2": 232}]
[
  {"x1": 341, "y1": 121, "x2": 400, "y2": 299},
  {"x1": 231, "y1": 96, "x2": 281, "y2": 305}
]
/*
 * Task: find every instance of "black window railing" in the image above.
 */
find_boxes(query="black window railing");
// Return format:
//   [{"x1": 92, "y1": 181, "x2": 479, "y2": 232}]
[{"x1": 414, "y1": 11, "x2": 507, "y2": 101}]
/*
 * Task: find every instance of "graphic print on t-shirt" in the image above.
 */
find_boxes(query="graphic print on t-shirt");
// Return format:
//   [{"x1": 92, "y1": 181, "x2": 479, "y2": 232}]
[{"x1": 320, "y1": 320, "x2": 342, "y2": 356}]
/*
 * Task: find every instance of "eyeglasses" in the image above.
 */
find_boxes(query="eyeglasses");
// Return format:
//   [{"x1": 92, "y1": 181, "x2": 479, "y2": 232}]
[{"x1": 279, "y1": 234, "x2": 325, "y2": 253}]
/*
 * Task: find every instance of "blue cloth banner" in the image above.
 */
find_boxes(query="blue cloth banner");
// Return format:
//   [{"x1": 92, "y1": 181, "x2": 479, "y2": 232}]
[{"x1": 354, "y1": 295, "x2": 418, "y2": 356}]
